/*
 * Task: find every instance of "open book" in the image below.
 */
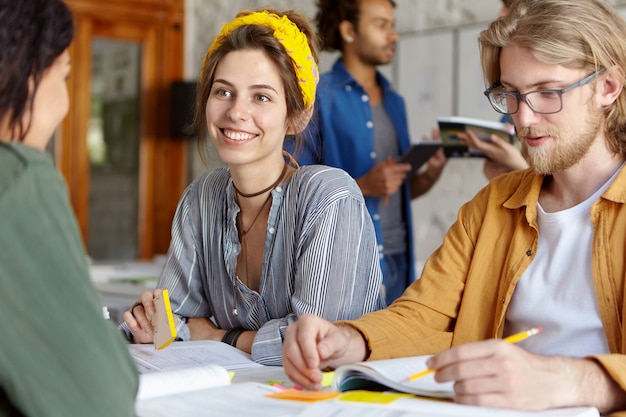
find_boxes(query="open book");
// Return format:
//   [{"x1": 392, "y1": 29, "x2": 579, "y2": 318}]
[
  {"x1": 438, "y1": 116, "x2": 516, "y2": 158},
  {"x1": 130, "y1": 339, "x2": 261, "y2": 373},
  {"x1": 330, "y1": 355, "x2": 599, "y2": 417},
  {"x1": 333, "y1": 355, "x2": 454, "y2": 398},
  {"x1": 137, "y1": 363, "x2": 231, "y2": 401},
  {"x1": 129, "y1": 340, "x2": 262, "y2": 400}
]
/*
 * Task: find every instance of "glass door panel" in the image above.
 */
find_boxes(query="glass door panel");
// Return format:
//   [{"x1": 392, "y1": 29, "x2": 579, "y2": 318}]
[{"x1": 88, "y1": 38, "x2": 141, "y2": 260}]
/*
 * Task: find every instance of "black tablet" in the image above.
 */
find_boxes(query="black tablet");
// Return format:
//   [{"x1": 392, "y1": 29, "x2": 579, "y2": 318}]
[{"x1": 397, "y1": 143, "x2": 442, "y2": 177}]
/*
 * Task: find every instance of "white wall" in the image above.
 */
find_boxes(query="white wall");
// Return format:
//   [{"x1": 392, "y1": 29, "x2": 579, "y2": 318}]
[{"x1": 184, "y1": 0, "x2": 626, "y2": 266}]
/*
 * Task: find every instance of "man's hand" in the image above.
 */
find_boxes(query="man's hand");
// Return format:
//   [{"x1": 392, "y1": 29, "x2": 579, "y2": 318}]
[
  {"x1": 410, "y1": 147, "x2": 446, "y2": 198},
  {"x1": 283, "y1": 314, "x2": 368, "y2": 390},
  {"x1": 356, "y1": 159, "x2": 411, "y2": 198},
  {"x1": 427, "y1": 339, "x2": 626, "y2": 413}
]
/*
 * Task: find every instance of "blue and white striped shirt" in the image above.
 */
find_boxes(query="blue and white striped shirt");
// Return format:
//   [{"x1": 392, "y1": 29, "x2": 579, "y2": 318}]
[{"x1": 158, "y1": 164, "x2": 384, "y2": 365}]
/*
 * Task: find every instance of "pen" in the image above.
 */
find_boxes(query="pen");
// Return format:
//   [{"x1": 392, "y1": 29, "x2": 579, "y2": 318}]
[{"x1": 405, "y1": 326, "x2": 542, "y2": 382}]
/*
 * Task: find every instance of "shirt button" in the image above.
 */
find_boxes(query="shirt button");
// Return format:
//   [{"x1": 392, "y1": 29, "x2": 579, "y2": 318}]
[
  {"x1": 268, "y1": 227, "x2": 276, "y2": 234},
  {"x1": 370, "y1": 152, "x2": 377, "y2": 159},
  {"x1": 377, "y1": 244, "x2": 383, "y2": 250},
  {"x1": 275, "y1": 186, "x2": 282, "y2": 193},
  {"x1": 373, "y1": 214, "x2": 381, "y2": 221},
  {"x1": 366, "y1": 121, "x2": 373, "y2": 129},
  {"x1": 361, "y1": 94, "x2": 369, "y2": 102},
  {"x1": 345, "y1": 85, "x2": 352, "y2": 92},
  {"x1": 526, "y1": 250, "x2": 532, "y2": 256},
  {"x1": 379, "y1": 253, "x2": 384, "y2": 260}
]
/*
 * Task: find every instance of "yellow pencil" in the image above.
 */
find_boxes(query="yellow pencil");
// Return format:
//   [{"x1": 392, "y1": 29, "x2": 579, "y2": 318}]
[
  {"x1": 406, "y1": 367, "x2": 434, "y2": 381},
  {"x1": 405, "y1": 326, "x2": 542, "y2": 382},
  {"x1": 503, "y1": 326, "x2": 542, "y2": 344}
]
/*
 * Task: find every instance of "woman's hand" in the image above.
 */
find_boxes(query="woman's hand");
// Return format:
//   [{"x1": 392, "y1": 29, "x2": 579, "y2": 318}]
[
  {"x1": 122, "y1": 288, "x2": 166, "y2": 343},
  {"x1": 459, "y1": 130, "x2": 528, "y2": 179}
]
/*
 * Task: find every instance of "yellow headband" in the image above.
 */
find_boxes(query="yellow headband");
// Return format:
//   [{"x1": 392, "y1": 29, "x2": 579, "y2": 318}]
[{"x1": 206, "y1": 11, "x2": 319, "y2": 130}]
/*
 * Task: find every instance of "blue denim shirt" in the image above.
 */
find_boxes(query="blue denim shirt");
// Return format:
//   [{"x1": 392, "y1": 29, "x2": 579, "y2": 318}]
[{"x1": 298, "y1": 59, "x2": 415, "y2": 282}]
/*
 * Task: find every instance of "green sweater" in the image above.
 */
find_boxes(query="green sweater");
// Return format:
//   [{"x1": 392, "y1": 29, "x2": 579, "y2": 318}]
[{"x1": 0, "y1": 142, "x2": 138, "y2": 417}]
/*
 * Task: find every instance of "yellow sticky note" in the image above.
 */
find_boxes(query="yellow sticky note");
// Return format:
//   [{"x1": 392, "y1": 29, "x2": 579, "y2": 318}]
[
  {"x1": 265, "y1": 389, "x2": 341, "y2": 402},
  {"x1": 321, "y1": 371, "x2": 335, "y2": 388},
  {"x1": 153, "y1": 290, "x2": 176, "y2": 350},
  {"x1": 339, "y1": 390, "x2": 414, "y2": 404}
]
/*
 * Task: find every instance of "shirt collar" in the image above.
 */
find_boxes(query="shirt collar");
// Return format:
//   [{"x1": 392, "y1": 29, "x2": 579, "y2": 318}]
[
  {"x1": 601, "y1": 161, "x2": 626, "y2": 204},
  {"x1": 502, "y1": 162, "x2": 626, "y2": 221},
  {"x1": 331, "y1": 58, "x2": 393, "y2": 92}
]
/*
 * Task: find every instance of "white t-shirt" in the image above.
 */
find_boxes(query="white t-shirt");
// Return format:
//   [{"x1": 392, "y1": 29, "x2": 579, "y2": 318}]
[{"x1": 504, "y1": 168, "x2": 622, "y2": 357}]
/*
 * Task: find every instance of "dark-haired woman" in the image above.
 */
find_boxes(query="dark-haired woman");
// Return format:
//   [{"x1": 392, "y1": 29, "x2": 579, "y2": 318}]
[{"x1": 0, "y1": 1, "x2": 138, "y2": 416}]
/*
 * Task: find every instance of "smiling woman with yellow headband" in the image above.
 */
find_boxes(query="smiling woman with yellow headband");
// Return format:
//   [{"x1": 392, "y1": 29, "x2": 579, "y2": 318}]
[{"x1": 121, "y1": 8, "x2": 385, "y2": 365}]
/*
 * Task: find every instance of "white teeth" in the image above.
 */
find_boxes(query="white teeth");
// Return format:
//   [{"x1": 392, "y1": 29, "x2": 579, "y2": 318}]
[{"x1": 223, "y1": 129, "x2": 254, "y2": 141}]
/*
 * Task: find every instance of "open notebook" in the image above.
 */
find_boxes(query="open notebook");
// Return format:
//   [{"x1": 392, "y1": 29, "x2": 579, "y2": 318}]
[
  {"x1": 333, "y1": 355, "x2": 454, "y2": 398},
  {"x1": 438, "y1": 116, "x2": 517, "y2": 157}
]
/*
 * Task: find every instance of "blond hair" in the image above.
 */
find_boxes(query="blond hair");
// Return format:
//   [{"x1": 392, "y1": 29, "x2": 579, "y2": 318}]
[{"x1": 480, "y1": 0, "x2": 626, "y2": 155}]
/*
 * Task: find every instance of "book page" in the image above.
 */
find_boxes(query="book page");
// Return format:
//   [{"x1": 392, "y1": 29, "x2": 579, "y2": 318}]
[
  {"x1": 296, "y1": 397, "x2": 599, "y2": 417},
  {"x1": 129, "y1": 340, "x2": 262, "y2": 373},
  {"x1": 334, "y1": 355, "x2": 454, "y2": 398},
  {"x1": 137, "y1": 363, "x2": 231, "y2": 401},
  {"x1": 135, "y1": 382, "x2": 307, "y2": 417}
]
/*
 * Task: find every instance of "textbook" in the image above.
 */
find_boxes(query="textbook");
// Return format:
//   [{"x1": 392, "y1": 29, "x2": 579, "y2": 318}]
[
  {"x1": 129, "y1": 340, "x2": 261, "y2": 374},
  {"x1": 438, "y1": 116, "x2": 516, "y2": 158},
  {"x1": 130, "y1": 340, "x2": 263, "y2": 401},
  {"x1": 329, "y1": 355, "x2": 599, "y2": 417},
  {"x1": 137, "y1": 362, "x2": 232, "y2": 401},
  {"x1": 135, "y1": 381, "x2": 307, "y2": 417},
  {"x1": 332, "y1": 355, "x2": 454, "y2": 398}
]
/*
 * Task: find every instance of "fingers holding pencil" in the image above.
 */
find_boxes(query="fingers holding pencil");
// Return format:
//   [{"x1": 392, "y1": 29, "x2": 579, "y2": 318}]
[
  {"x1": 417, "y1": 327, "x2": 547, "y2": 407},
  {"x1": 406, "y1": 327, "x2": 542, "y2": 382}
]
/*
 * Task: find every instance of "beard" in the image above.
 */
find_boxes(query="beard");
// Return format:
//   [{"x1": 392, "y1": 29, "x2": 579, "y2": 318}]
[
  {"x1": 355, "y1": 43, "x2": 395, "y2": 67},
  {"x1": 518, "y1": 108, "x2": 602, "y2": 175}
]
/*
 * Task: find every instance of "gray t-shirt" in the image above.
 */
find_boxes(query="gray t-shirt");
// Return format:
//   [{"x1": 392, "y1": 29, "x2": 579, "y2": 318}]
[{"x1": 372, "y1": 103, "x2": 407, "y2": 255}]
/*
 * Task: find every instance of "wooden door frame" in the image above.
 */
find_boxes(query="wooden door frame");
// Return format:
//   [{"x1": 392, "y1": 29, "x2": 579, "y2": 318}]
[{"x1": 61, "y1": 0, "x2": 186, "y2": 259}]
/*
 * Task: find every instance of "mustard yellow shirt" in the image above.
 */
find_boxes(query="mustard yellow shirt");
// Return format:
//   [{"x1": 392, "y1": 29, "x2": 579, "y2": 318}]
[{"x1": 348, "y1": 167, "x2": 626, "y2": 410}]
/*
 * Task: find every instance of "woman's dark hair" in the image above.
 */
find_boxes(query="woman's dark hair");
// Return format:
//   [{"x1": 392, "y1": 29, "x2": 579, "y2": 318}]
[
  {"x1": 0, "y1": 0, "x2": 74, "y2": 141},
  {"x1": 315, "y1": 0, "x2": 396, "y2": 52}
]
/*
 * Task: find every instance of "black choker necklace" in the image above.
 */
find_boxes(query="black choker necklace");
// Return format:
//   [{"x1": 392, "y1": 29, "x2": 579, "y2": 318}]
[{"x1": 232, "y1": 162, "x2": 288, "y2": 198}]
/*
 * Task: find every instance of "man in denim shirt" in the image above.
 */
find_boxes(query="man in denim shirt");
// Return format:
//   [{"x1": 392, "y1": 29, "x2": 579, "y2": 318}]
[{"x1": 298, "y1": 0, "x2": 446, "y2": 304}]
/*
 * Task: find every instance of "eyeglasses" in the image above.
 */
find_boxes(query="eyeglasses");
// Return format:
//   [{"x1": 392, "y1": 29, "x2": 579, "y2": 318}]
[{"x1": 484, "y1": 69, "x2": 606, "y2": 115}]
